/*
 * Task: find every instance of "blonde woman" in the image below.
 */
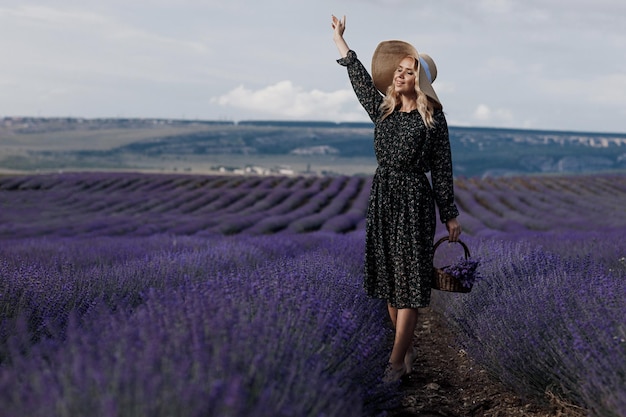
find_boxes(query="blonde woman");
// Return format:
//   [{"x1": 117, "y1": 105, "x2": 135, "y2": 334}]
[{"x1": 331, "y1": 15, "x2": 461, "y2": 382}]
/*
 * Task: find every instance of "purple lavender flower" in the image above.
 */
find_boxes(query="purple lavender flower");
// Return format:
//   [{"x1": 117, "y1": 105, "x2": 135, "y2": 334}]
[{"x1": 442, "y1": 257, "x2": 483, "y2": 288}]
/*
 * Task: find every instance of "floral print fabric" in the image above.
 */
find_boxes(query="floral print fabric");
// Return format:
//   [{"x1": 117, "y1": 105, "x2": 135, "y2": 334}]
[{"x1": 338, "y1": 50, "x2": 459, "y2": 308}]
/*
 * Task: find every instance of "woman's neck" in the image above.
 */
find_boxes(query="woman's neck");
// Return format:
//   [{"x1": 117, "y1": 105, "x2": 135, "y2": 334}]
[{"x1": 398, "y1": 95, "x2": 417, "y2": 113}]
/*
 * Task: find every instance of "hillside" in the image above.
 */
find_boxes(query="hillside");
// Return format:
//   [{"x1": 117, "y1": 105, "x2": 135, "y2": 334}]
[{"x1": 2, "y1": 117, "x2": 626, "y2": 177}]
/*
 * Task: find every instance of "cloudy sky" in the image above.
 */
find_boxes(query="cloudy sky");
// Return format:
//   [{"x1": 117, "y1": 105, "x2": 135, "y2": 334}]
[{"x1": 1, "y1": 0, "x2": 625, "y2": 133}]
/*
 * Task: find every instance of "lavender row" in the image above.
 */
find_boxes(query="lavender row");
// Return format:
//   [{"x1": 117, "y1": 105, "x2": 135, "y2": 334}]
[
  {"x1": 288, "y1": 176, "x2": 363, "y2": 233},
  {"x1": 432, "y1": 231, "x2": 626, "y2": 416},
  {"x1": 3, "y1": 172, "x2": 626, "y2": 239},
  {"x1": 454, "y1": 174, "x2": 626, "y2": 236},
  {"x1": 0, "y1": 174, "x2": 360, "y2": 237},
  {"x1": 2, "y1": 170, "x2": 626, "y2": 415},
  {"x1": 0, "y1": 232, "x2": 399, "y2": 417}
]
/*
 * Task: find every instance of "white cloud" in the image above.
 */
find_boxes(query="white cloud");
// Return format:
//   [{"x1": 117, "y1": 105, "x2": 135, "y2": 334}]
[
  {"x1": 0, "y1": 4, "x2": 105, "y2": 25},
  {"x1": 483, "y1": 57, "x2": 521, "y2": 75},
  {"x1": 473, "y1": 105, "x2": 491, "y2": 121},
  {"x1": 0, "y1": 4, "x2": 213, "y2": 86},
  {"x1": 537, "y1": 72, "x2": 626, "y2": 108},
  {"x1": 1, "y1": 1, "x2": 625, "y2": 131},
  {"x1": 213, "y1": 81, "x2": 368, "y2": 122},
  {"x1": 477, "y1": 0, "x2": 514, "y2": 13},
  {"x1": 588, "y1": 74, "x2": 626, "y2": 107},
  {"x1": 472, "y1": 104, "x2": 514, "y2": 124}
]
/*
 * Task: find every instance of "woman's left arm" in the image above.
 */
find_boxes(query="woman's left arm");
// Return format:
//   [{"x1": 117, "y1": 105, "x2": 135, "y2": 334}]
[
  {"x1": 429, "y1": 111, "x2": 460, "y2": 238},
  {"x1": 445, "y1": 218, "x2": 461, "y2": 242}
]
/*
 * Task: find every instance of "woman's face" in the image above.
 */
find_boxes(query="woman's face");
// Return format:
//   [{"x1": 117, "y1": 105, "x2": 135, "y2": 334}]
[{"x1": 393, "y1": 56, "x2": 417, "y2": 95}]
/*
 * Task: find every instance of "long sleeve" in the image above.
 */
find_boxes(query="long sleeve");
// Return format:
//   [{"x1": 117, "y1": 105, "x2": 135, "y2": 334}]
[
  {"x1": 427, "y1": 111, "x2": 459, "y2": 223},
  {"x1": 337, "y1": 50, "x2": 383, "y2": 123}
]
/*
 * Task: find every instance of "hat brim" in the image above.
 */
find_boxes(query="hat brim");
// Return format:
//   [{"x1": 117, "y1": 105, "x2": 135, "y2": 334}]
[{"x1": 371, "y1": 40, "x2": 441, "y2": 107}]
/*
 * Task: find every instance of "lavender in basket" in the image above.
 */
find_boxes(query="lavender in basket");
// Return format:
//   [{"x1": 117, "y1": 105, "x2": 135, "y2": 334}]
[{"x1": 442, "y1": 257, "x2": 483, "y2": 288}]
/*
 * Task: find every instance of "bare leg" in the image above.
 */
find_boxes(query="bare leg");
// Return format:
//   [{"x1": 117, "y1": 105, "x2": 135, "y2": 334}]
[
  {"x1": 387, "y1": 304, "x2": 398, "y2": 329},
  {"x1": 389, "y1": 308, "x2": 418, "y2": 370}
]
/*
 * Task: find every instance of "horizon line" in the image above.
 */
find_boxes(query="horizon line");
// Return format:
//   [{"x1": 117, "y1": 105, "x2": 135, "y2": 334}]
[{"x1": 1, "y1": 115, "x2": 624, "y2": 136}]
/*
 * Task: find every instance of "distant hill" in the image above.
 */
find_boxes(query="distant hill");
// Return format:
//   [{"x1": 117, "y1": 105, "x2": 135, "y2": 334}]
[
  {"x1": 1, "y1": 117, "x2": 625, "y2": 177},
  {"x1": 447, "y1": 126, "x2": 626, "y2": 177}
]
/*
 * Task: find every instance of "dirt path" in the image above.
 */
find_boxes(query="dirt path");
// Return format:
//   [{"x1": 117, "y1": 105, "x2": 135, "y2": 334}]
[{"x1": 388, "y1": 307, "x2": 586, "y2": 417}]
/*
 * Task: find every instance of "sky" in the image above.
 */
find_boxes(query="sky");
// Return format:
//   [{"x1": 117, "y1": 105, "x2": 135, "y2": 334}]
[{"x1": 1, "y1": 0, "x2": 625, "y2": 133}]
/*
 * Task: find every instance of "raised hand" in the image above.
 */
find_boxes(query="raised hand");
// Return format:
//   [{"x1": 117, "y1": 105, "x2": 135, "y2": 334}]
[
  {"x1": 331, "y1": 15, "x2": 349, "y2": 58},
  {"x1": 331, "y1": 14, "x2": 346, "y2": 38}
]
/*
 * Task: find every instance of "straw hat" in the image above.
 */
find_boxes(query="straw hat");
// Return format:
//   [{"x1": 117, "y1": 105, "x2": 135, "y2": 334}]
[{"x1": 371, "y1": 40, "x2": 441, "y2": 106}]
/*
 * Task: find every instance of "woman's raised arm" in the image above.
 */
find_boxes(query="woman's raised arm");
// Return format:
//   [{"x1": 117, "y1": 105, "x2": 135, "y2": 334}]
[{"x1": 331, "y1": 15, "x2": 349, "y2": 58}]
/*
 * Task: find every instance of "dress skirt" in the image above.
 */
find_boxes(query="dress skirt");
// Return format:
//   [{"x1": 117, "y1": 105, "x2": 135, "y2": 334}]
[{"x1": 364, "y1": 167, "x2": 436, "y2": 309}]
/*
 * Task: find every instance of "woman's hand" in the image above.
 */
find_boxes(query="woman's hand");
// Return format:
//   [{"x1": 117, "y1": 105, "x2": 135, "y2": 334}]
[
  {"x1": 331, "y1": 15, "x2": 349, "y2": 58},
  {"x1": 446, "y1": 218, "x2": 462, "y2": 242},
  {"x1": 331, "y1": 15, "x2": 345, "y2": 39}
]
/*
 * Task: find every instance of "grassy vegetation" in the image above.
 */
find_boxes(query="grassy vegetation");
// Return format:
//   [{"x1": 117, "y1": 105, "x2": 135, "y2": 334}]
[{"x1": 2, "y1": 118, "x2": 625, "y2": 177}]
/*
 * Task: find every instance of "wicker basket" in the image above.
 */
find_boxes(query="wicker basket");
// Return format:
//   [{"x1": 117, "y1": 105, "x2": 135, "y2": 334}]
[{"x1": 432, "y1": 236, "x2": 472, "y2": 293}]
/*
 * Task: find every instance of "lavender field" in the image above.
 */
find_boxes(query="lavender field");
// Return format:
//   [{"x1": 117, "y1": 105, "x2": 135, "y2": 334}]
[{"x1": 1, "y1": 172, "x2": 625, "y2": 416}]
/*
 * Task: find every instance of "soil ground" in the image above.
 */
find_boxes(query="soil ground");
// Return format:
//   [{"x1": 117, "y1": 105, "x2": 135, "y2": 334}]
[{"x1": 388, "y1": 307, "x2": 587, "y2": 417}]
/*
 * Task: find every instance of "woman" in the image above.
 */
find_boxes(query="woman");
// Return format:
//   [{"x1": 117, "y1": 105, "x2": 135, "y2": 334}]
[{"x1": 331, "y1": 15, "x2": 462, "y2": 382}]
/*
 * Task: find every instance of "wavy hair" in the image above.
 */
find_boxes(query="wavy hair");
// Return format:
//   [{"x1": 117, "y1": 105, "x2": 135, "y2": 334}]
[{"x1": 378, "y1": 56, "x2": 439, "y2": 128}]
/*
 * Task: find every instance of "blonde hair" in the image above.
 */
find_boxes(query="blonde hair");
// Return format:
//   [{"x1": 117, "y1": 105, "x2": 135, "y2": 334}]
[{"x1": 378, "y1": 56, "x2": 439, "y2": 128}]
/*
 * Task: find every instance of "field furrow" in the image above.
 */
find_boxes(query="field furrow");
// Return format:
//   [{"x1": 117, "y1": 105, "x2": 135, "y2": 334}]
[
  {"x1": 1, "y1": 172, "x2": 626, "y2": 238},
  {"x1": 1, "y1": 171, "x2": 625, "y2": 416}
]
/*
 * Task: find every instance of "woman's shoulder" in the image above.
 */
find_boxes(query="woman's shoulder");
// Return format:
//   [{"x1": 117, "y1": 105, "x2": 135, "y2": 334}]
[
  {"x1": 433, "y1": 107, "x2": 447, "y2": 122},
  {"x1": 431, "y1": 109, "x2": 449, "y2": 135}
]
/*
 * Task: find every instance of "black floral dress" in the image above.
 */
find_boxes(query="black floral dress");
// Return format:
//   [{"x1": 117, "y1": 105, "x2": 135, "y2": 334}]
[{"x1": 338, "y1": 50, "x2": 459, "y2": 308}]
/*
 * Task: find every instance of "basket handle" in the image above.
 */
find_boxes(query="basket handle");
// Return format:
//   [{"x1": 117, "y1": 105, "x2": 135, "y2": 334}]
[{"x1": 433, "y1": 236, "x2": 470, "y2": 259}]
